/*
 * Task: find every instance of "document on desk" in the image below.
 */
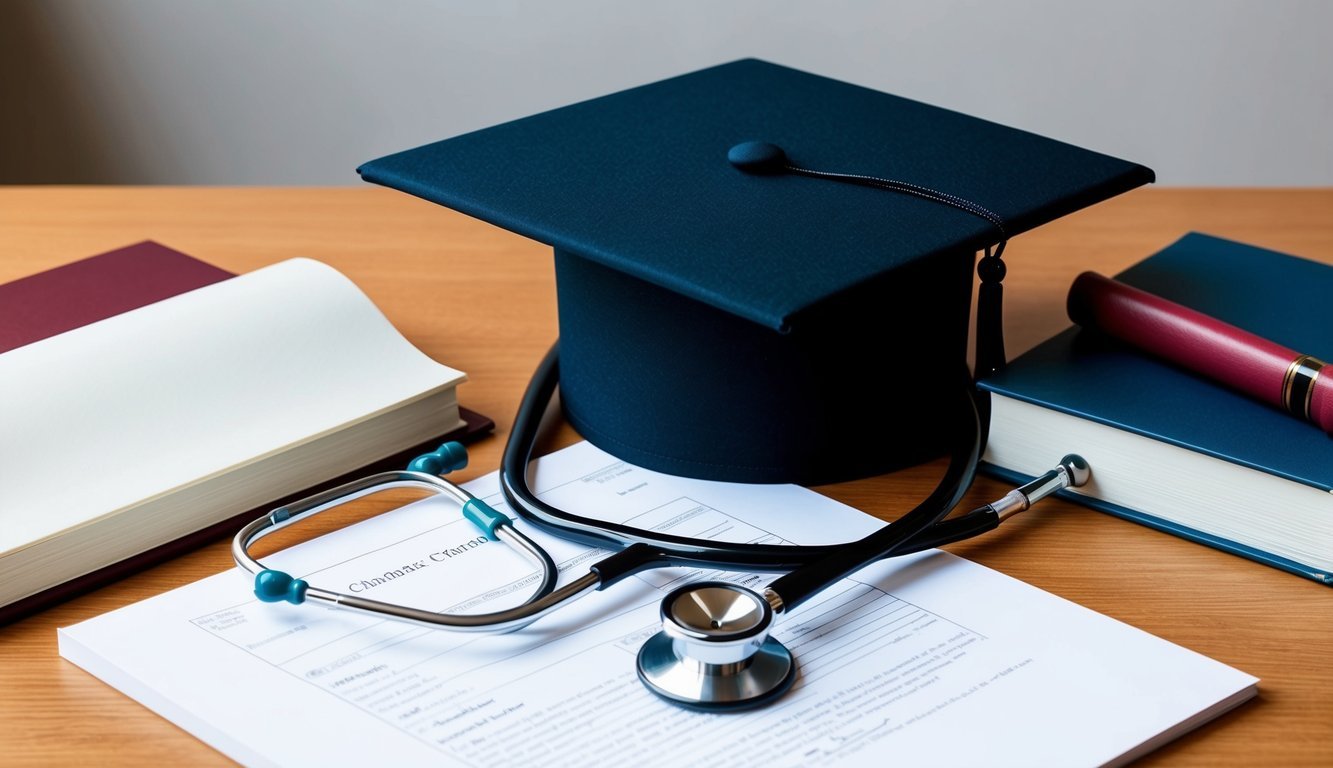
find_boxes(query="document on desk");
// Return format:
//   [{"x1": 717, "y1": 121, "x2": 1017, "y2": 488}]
[{"x1": 59, "y1": 441, "x2": 1255, "y2": 768}]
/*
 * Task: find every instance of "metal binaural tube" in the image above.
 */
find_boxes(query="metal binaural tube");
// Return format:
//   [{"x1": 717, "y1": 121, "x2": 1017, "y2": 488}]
[{"x1": 234, "y1": 469, "x2": 573, "y2": 633}]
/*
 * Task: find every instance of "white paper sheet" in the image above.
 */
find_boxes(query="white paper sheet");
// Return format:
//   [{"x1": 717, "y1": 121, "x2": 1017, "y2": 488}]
[{"x1": 60, "y1": 442, "x2": 1256, "y2": 767}]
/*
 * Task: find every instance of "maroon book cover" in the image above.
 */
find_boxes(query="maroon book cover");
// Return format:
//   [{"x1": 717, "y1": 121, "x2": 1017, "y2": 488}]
[
  {"x1": 0, "y1": 241, "x2": 233, "y2": 353},
  {"x1": 0, "y1": 242, "x2": 492, "y2": 624}
]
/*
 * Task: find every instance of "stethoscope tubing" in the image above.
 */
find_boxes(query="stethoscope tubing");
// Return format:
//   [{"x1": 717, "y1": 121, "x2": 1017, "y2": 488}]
[{"x1": 500, "y1": 342, "x2": 997, "y2": 607}]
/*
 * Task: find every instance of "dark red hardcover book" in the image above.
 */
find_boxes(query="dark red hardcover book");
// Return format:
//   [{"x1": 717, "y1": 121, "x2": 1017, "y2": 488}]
[
  {"x1": 0, "y1": 241, "x2": 234, "y2": 353},
  {"x1": 0, "y1": 242, "x2": 493, "y2": 624}
]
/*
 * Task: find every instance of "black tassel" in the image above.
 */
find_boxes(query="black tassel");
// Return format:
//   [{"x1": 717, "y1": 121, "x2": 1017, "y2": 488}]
[{"x1": 975, "y1": 242, "x2": 1008, "y2": 381}]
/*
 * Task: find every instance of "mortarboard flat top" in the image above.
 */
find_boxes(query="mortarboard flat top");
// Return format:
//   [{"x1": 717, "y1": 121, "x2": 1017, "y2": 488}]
[
  {"x1": 361, "y1": 58, "x2": 1152, "y2": 332},
  {"x1": 360, "y1": 59, "x2": 1153, "y2": 484}
]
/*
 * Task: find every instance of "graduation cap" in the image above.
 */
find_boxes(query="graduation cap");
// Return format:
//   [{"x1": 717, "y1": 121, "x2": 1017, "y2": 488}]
[{"x1": 359, "y1": 59, "x2": 1153, "y2": 485}]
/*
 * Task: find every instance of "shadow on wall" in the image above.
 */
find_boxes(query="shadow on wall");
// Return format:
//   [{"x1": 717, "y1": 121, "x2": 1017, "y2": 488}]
[{"x1": 0, "y1": 2, "x2": 119, "y2": 183}]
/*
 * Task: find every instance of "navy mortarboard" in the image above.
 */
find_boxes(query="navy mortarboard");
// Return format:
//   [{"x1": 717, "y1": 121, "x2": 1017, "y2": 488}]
[{"x1": 359, "y1": 59, "x2": 1153, "y2": 485}]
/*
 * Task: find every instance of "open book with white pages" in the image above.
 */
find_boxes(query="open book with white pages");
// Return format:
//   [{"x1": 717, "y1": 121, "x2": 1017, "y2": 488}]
[
  {"x1": 59, "y1": 441, "x2": 1256, "y2": 768},
  {"x1": 1, "y1": 257, "x2": 467, "y2": 619}
]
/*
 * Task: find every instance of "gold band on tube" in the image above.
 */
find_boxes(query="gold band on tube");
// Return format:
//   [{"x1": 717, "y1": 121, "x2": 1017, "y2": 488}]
[{"x1": 1282, "y1": 354, "x2": 1325, "y2": 422}]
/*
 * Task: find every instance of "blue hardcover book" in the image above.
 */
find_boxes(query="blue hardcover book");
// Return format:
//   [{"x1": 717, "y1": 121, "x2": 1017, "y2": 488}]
[{"x1": 979, "y1": 233, "x2": 1332, "y2": 585}]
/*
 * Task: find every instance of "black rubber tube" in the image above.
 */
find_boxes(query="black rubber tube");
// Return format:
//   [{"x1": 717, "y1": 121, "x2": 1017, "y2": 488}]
[{"x1": 500, "y1": 342, "x2": 989, "y2": 591}]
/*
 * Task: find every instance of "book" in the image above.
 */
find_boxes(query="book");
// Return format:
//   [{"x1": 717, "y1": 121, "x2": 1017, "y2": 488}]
[
  {"x1": 59, "y1": 441, "x2": 1257, "y2": 767},
  {"x1": 980, "y1": 233, "x2": 1333, "y2": 585},
  {"x1": 0, "y1": 243, "x2": 492, "y2": 623}
]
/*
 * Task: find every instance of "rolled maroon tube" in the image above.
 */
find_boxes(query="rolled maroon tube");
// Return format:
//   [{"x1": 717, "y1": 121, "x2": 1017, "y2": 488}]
[{"x1": 1067, "y1": 271, "x2": 1333, "y2": 435}]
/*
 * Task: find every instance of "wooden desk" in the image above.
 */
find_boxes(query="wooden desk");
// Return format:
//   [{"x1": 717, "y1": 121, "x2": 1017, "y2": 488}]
[{"x1": 1, "y1": 187, "x2": 1329, "y2": 765}]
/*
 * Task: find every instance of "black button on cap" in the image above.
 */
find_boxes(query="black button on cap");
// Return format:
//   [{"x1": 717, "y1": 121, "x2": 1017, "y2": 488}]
[{"x1": 728, "y1": 142, "x2": 788, "y2": 174}]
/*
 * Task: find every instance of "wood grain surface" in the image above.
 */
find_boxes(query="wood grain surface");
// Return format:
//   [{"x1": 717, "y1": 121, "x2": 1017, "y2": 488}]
[{"x1": 0, "y1": 187, "x2": 1329, "y2": 766}]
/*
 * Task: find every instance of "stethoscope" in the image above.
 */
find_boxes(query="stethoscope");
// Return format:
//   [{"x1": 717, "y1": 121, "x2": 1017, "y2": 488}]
[{"x1": 234, "y1": 342, "x2": 1088, "y2": 712}]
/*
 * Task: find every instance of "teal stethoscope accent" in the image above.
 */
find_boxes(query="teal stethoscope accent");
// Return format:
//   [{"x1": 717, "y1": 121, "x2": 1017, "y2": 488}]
[
  {"x1": 245, "y1": 442, "x2": 510, "y2": 606},
  {"x1": 235, "y1": 442, "x2": 563, "y2": 633},
  {"x1": 251, "y1": 440, "x2": 458, "y2": 603}
]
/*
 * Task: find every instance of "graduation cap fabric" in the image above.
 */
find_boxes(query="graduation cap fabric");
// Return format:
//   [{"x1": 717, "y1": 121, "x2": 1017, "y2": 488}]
[{"x1": 359, "y1": 59, "x2": 1153, "y2": 484}]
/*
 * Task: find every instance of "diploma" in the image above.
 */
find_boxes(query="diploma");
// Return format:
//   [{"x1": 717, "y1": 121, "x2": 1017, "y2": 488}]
[{"x1": 1067, "y1": 271, "x2": 1333, "y2": 434}]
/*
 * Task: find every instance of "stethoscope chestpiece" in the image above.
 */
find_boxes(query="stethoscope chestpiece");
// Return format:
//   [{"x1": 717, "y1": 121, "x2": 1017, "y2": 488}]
[{"x1": 636, "y1": 581, "x2": 796, "y2": 712}]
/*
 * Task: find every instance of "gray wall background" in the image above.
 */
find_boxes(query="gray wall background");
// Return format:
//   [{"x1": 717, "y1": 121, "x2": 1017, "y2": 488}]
[{"x1": 2, "y1": 0, "x2": 1329, "y2": 186}]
